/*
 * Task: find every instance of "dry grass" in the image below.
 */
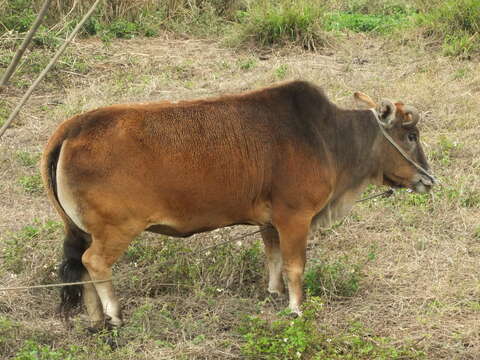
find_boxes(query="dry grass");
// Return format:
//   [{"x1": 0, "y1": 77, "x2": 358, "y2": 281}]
[{"x1": 0, "y1": 31, "x2": 479, "y2": 359}]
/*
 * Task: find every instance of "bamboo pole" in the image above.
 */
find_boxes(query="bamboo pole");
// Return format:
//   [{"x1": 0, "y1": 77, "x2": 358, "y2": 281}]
[
  {"x1": 0, "y1": 0, "x2": 103, "y2": 139},
  {"x1": 0, "y1": 0, "x2": 52, "y2": 86}
]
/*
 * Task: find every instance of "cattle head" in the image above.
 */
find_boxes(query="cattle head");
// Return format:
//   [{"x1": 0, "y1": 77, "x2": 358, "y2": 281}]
[{"x1": 354, "y1": 92, "x2": 435, "y2": 193}]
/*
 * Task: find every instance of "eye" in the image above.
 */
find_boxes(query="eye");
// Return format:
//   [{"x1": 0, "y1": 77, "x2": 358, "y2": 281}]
[{"x1": 408, "y1": 133, "x2": 417, "y2": 142}]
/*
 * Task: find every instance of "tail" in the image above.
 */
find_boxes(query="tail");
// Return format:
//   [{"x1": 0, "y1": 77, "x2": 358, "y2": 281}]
[{"x1": 40, "y1": 119, "x2": 91, "y2": 319}]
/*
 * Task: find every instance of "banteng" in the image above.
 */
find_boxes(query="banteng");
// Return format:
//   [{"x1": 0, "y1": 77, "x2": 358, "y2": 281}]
[{"x1": 41, "y1": 81, "x2": 435, "y2": 329}]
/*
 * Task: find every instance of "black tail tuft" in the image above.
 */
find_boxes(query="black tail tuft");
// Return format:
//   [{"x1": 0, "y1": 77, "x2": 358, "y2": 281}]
[{"x1": 58, "y1": 225, "x2": 91, "y2": 321}]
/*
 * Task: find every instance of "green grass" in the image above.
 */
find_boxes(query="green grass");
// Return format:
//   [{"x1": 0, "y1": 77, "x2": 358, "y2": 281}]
[
  {"x1": 16, "y1": 151, "x2": 40, "y2": 168},
  {"x1": 123, "y1": 237, "x2": 264, "y2": 297},
  {"x1": 1, "y1": 220, "x2": 62, "y2": 274},
  {"x1": 234, "y1": 0, "x2": 326, "y2": 50},
  {"x1": 275, "y1": 64, "x2": 288, "y2": 79},
  {"x1": 238, "y1": 58, "x2": 257, "y2": 71},
  {"x1": 12, "y1": 340, "x2": 82, "y2": 360},
  {"x1": 1, "y1": 0, "x2": 477, "y2": 57},
  {"x1": 18, "y1": 174, "x2": 43, "y2": 194},
  {"x1": 0, "y1": 100, "x2": 9, "y2": 127},
  {"x1": 324, "y1": 11, "x2": 412, "y2": 33},
  {"x1": 431, "y1": 135, "x2": 461, "y2": 166},
  {"x1": 418, "y1": 0, "x2": 480, "y2": 56},
  {"x1": 304, "y1": 257, "x2": 363, "y2": 299},
  {"x1": 239, "y1": 299, "x2": 425, "y2": 359}
]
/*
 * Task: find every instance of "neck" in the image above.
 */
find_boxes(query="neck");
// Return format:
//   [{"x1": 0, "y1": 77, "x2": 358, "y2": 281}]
[{"x1": 328, "y1": 108, "x2": 383, "y2": 198}]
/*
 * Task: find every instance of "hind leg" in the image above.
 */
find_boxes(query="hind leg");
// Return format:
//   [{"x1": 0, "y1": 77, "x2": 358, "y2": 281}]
[
  {"x1": 261, "y1": 226, "x2": 285, "y2": 295},
  {"x1": 81, "y1": 272, "x2": 104, "y2": 329},
  {"x1": 82, "y1": 226, "x2": 134, "y2": 327}
]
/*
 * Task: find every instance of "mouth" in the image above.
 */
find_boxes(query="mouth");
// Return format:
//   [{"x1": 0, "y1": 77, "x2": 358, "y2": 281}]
[
  {"x1": 413, "y1": 175, "x2": 434, "y2": 193},
  {"x1": 383, "y1": 174, "x2": 433, "y2": 193}
]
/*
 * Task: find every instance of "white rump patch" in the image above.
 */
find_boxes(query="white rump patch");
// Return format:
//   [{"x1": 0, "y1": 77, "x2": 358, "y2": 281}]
[{"x1": 56, "y1": 141, "x2": 88, "y2": 232}]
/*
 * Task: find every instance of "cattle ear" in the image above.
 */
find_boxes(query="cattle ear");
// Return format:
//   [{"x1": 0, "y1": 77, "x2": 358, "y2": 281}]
[
  {"x1": 354, "y1": 91, "x2": 377, "y2": 109},
  {"x1": 378, "y1": 100, "x2": 397, "y2": 128},
  {"x1": 402, "y1": 105, "x2": 419, "y2": 128}
]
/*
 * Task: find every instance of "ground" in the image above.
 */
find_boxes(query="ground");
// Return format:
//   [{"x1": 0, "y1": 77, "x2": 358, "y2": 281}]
[{"x1": 0, "y1": 32, "x2": 479, "y2": 359}]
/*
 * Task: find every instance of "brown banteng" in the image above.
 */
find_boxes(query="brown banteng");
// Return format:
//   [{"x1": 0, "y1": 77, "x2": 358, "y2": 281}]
[{"x1": 41, "y1": 80, "x2": 434, "y2": 328}]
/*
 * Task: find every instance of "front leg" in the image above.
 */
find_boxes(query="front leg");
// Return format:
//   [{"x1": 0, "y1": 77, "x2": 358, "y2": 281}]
[{"x1": 273, "y1": 212, "x2": 311, "y2": 315}]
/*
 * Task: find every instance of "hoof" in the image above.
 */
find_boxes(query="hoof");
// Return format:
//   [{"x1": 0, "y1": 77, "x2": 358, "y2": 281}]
[
  {"x1": 268, "y1": 286, "x2": 286, "y2": 296},
  {"x1": 105, "y1": 315, "x2": 123, "y2": 327},
  {"x1": 288, "y1": 305, "x2": 302, "y2": 317}
]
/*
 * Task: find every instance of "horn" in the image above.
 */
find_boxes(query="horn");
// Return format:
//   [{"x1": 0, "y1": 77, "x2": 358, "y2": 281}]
[
  {"x1": 378, "y1": 99, "x2": 398, "y2": 129},
  {"x1": 354, "y1": 91, "x2": 377, "y2": 109},
  {"x1": 402, "y1": 105, "x2": 419, "y2": 127}
]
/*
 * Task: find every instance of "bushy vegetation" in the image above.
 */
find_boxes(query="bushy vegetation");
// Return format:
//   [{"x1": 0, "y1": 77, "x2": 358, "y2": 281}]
[
  {"x1": 1, "y1": 0, "x2": 478, "y2": 56},
  {"x1": 417, "y1": 0, "x2": 480, "y2": 56},
  {"x1": 233, "y1": 0, "x2": 326, "y2": 50}
]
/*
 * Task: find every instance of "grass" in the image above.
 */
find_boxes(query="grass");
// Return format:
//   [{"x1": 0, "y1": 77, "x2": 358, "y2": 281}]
[
  {"x1": 239, "y1": 300, "x2": 425, "y2": 359},
  {"x1": 1, "y1": 220, "x2": 62, "y2": 274},
  {"x1": 324, "y1": 11, "x2": 412, "y2": 33},
  {"x1": 18, "y1": 174, "x2": 43, "y2": 194},
  {"x1": 233, "y1": 0, "x2": 327, "y2": 50},
  {"x1": 1, "y1": 1, "x2": 478, "y2": 56},
  {"x1": 417, "y1": 0, "x2": 480, "y2": 56},
  {"x1": 304, "y1": 258, "x2": 363, "y2": 299}
]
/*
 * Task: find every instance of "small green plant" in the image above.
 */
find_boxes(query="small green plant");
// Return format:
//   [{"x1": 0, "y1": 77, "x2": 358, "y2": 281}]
[
  {"x1": 2, "y1": 220, "x2": 62, "y2": 274},
  {"x1": 238, "y1": 58, "x2": 257, "y2": 71},
  {"x1": 474, "y1": 226, "x2": 480, "y2": 240},
  {"x1": 404, "y1": 192, "x2": 430, "y2": 207},
  {"x1": 16, "y1": 151, "x2": 40, "y2": 168},
  {"x1": 18, "y1": 174, "x2": 43, "y2": 194},
  {"x1": 443, "y1": 33, "x2": 479, "y2": 57},
  {"x1": 324, "y1": 11, "x2": 411, "y2": 33},
  {"x1": 460, "y1": 189, "x2": 480, "y2": 208},
  {"x1": 431, "y1": 135, "x2": 459, "y2": 166},
  {"x1": 13, "y1": 340, "x2": 81, "y2": 360},
  {"x1": 0, "y1": 100, "x2": 9, "y2": 127},
  {"x1": 275, "y1": 64, "x2": 288, "y2": 79},
  {"x1": 453, "y1": 67, "x2": 468, "y2": 79},
  {"x1": 239, "y1": 298, "x2": 323, "y2": 359},
  {"x1": 304, "y1": 258, "x2": 362, "y2": 299}
]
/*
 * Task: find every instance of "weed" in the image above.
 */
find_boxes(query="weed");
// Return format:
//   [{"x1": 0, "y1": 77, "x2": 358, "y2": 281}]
[
  {"x1": 235, "y1": 0, "x2": 326, "y2": 50},
  {"x1": 12, "y1": 340, "x2": 82, "y2": 360},
  {"x1": 104, "y1": 19, "x2": 140, "y2": 40},
  {"x1": 32, "y1": 26, "x2": 61, "y2": 49},
  {"x1": 0, "y1": 100, "x2": 9, "y2": 127},
  {"x1": 460, "y1": 189, "x2": 480, "y2": 208},
  {"x1": 404, "y1": 192, "x2": 430, "y2": 207},
  {"x1": 418, "y1": 0, "x2": 480, "y2": 56},
  {"x1": 324, "y1": 11, "x2": 412, "y2": 33},
  {"x1": 304, "y1": 257, "x2": 362, "y2": 299},
  {"x1": 474, "y1": 226, "x2": 480, "y2": 240},
  {"x1": 238, "y1": 58, "x2": 257, "y2": 71},
  {"x1": 430, "y1": 135, "x2": 459, "y2": 166},
  {"x1": 239, "y1": 302, "x2": 424, "y2": 359},
  {"x1": 239, "y1": 299, "x2": 322, "y2": 359},
  {"x1": 18, "y1": 174, "x2": 43, "y2": 195},
  {"x1": 16, "y1": 151, "x2": 40, "y2": 168},
  {"x1": 0, "y1": 0, "x2": 36, "y2": 33},
  {"x1": 1, "y1": 220, "x2": 62, "y2": 274},
  {"x1": 275, "y1": 64, "x2": 288, "y2": 79},
  {"x1": 453, "y1": 67, "x2": 468, "y2": 80}
]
